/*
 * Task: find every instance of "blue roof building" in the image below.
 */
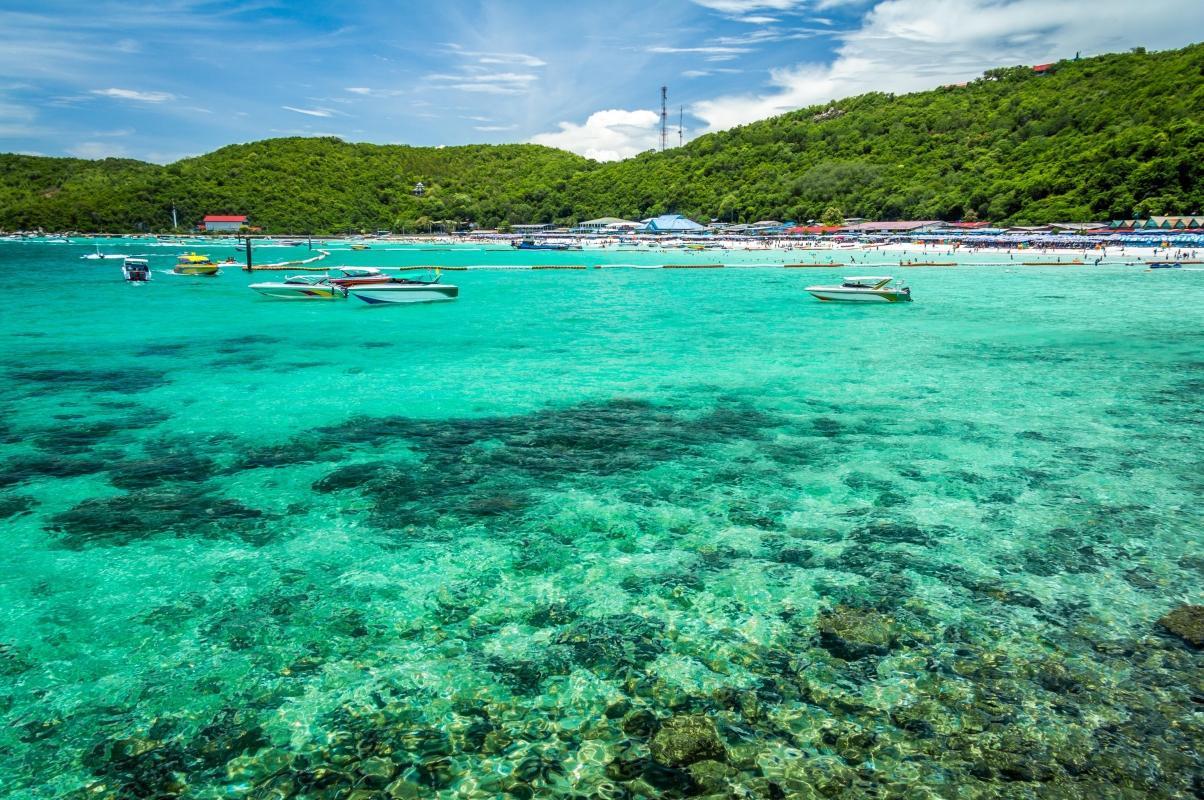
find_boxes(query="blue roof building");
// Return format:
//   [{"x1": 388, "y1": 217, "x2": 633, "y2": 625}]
[{"x1": 641, "y1": 214, "x2": 707, "y2": 233}]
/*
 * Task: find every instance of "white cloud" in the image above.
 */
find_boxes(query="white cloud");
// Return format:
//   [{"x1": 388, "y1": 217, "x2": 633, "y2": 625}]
[
  {"x1": 474, "y1": 124, "x2": 518, "y2": 132},
  {"x1": 531, "y1": 108, "x2": 662, "y2": 161},
  {"x1": 737, "y1": 16, "x2": 780, "y2": 23},
  {"x1": 424, "y1": 71, "x2": 538, "y2": 95},
  {"x1": 444, "y1": 45, "x2": 547, "y2": 68},
  {"x1": 690, "y1": 1, "x2": 801, "y2": 11},
  {"x1": 693, "y1": 0, "x2": 1198, "y2": 132},
  {"x1": 343, "y1": 86, "x2": 404, "y2": 98},
  {"x1": 282, "y1": 105, "x2": 334, "y2": 117},
  {"x1": 91, "y1": 87, "x2": 174, "y2": 103},
  {"x1": 68, "y1": 141, "x2": 128, "y2": 159},
  {"x1": 649, "y1": 45, "x2": 750, "y2": 55}
]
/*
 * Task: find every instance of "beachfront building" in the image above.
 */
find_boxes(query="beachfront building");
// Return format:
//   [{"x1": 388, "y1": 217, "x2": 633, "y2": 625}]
[
  {"x1": 840, "y1": 220, "x2": 941, "y2": 235},
  {"x1": 201, "y1": 215, "x2": 248, "y2": 232},
  {"x1": 511, "y1": 223, "x2": 554, "y2": 234},
  {"x1": 572, "y1": 217, "x2": 641, "y2": 233},
  {"x1": 641, "y1": 214, "x2": 707, "y2": 234},
  {"x1": 1110, "y1": 216, "x2": 1204, "y2": 231}
]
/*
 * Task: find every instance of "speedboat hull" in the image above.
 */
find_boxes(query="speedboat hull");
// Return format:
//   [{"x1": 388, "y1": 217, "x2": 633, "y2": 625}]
[
  {"x1": 348, "y1": 284, "x2": 459, "y2": 304},
  {"x1": 806, "y1": 288, "x2": 911, "y2": 302},
  {"x1": 173, "y1": 264, "x2": 220, "y2": 276},
  {"x1": 250, "y1": 282, "x2": 347, "y2": 299}
]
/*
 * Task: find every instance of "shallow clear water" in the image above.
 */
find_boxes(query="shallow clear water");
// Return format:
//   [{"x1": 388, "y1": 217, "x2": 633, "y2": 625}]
[{"x1": 1, "y1": 240, "x2": 1200, "y2": 799}]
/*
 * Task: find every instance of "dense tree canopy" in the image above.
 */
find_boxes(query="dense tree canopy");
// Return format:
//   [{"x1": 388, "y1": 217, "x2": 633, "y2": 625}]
[{"x1": 2, "y1": 43, "x2": 1201, "y2": 233}]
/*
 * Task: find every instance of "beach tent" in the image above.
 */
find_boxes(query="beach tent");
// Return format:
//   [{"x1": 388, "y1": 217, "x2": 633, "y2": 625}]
[{"x1": 641, "y1": 214, "x2": 707, "y2": 233}]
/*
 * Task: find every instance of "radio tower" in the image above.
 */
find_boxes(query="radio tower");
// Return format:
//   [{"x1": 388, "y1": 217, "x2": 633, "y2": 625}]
[
  {"x1": 679, "y1": 105, "x2": 683, "y2": 147},
  {"x1": 660, "y1": 86, "x2": 668, "y2": 152}
]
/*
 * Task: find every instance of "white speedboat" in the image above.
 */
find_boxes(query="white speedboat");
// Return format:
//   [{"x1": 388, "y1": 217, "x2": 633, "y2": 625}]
[
  {"x1": 348, "y1": 277, "x2": 458, "y2": 305},
  {"x1": 806, "y1": 276, "x2": 912, "y2": 303},
  {"x1": 249, "y1": 274, "x2": 348, "y2": 300},
  {"x1": 121, "y1": 257, "x2": 152, "y2": 283},
  {"x1": 82, "y1": 246, "x2": 127, "y2": 261}
]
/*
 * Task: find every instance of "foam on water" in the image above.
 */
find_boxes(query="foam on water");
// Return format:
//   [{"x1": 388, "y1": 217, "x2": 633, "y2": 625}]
[{"x1": 0, "y1": 241, "x2": 1200, "y2": 799}]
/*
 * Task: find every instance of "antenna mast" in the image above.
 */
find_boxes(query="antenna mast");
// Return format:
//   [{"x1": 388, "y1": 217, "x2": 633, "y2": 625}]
[
  {"x1": 678, "y1": 105, "x2": 683, "y2": 147},
  {"x1": 660, "y1": 86, "x2": 668, "y2": 152}
]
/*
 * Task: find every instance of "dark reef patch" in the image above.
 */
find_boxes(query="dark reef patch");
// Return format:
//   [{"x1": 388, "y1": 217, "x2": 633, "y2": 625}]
[
  {"x1": 10, "y1": 367, "x2": 169, "y2": 395},
  {"x1": 108, "y1": 439, "x2": 218, "y2": 490},
  {"x1": 48, "y1": 487, "x2": 267, "y2": 548},
  {"x1": 308, "y1": 398, "x2": 784, "y2": 529},
  {"x1": 0, "y1": 493, "x2": 38, "y2": 519},
  {"x1": 0, "y1": 453, "x2": 108, "y2": 488}
]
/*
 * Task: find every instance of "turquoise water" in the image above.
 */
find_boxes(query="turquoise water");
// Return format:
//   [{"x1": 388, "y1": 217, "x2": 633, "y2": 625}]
[{"x1": 0, "y1": 240, "x2": 1200, "y2": 799}]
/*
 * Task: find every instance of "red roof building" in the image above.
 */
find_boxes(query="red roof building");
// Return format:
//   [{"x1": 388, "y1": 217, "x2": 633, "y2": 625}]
[
  {"x1": 786, "y1": 225, "x2": 844, "y2": 235},
  {"x1": 201, "y1": 215, "x2": 248, "y2": 231},
  {"x1": 1032, "y1": 63, "x2": 1053, "y2": 73}
]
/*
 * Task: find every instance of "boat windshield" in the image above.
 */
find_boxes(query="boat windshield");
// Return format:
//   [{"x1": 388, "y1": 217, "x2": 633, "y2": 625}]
[
  {"x1": 284, "y1": 275, "x2": 325, "y2": 285},
  {"x1": 842, "y1": 276, "x2": 892, "y2": 289}
]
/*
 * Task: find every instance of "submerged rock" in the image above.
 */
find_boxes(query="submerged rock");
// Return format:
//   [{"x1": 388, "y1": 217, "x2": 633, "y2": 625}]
[
  {"x1": 1158, "y1": 605, "x2": 1204, "y2": 648},
  {"x1": 49, "y1": 488, "x2": 266, "y2": 548},
  {"x1": 0, "y1": 493, "x2": 38, "y2": 520},
  {"x1": 650, "y1": 714, "x2": 726, "y2": 767},
  {"x1": 815, "y1": 605, "x2": 896, "y2": 660}
]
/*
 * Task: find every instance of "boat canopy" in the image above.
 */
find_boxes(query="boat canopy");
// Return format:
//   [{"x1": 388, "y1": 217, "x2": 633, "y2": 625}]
[
  {"x1": 842, "y1": 276, "x2": 894, "y2": 288},
  {"x1": 329, "y1": 267, "x2": 383, "y2": 278}
]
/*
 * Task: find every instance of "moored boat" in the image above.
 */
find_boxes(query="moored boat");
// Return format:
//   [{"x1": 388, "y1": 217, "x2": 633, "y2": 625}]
[
  {"x1": 512, "y1": 239, "x2": 580, "y2": 251},
  {"x1": 805, "y1": 276, "x2": 912, "y2": 303},
  {"x1": 173, "y1": 252, "x2": 220, "y2": 275},
  {"x1": 347, "y1": 275, "x2": 458, "y2": 304},
  {"x1": 121, "y1": 257, "x2": 152, "y2": 283},
  {"x1": 249, "y1": 274, "x2": 348, "y2": 299},
  {"x1": 326, "y1": 267, "x2": 396, "y2": 287}
]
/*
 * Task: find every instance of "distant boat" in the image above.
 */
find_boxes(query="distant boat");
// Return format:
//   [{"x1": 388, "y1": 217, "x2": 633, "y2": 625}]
[
  {"x1": 512, "y1": 239, "x2": 579, "y2": 251},
  {"x1": 349, "y1": 243, "x2": 371, "y2": 251},
  {"x1": 249, "y1": 275, "x2": 347, "y2": 299},
  {"x1": 81, "y1": 245, "x2": 126, "y2": 261},
  {"x1": 806, "y1": 276, "x2": 912, "y2": 303},
  {"x1": 173, "y1": 252, "x2": 220, "y2": 276},
  {"x1": 121, "y1": 257, "x2": 152, "y2": 283}
]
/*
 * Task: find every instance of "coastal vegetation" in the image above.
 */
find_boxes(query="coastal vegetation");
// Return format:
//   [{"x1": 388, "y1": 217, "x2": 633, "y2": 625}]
[{"x1": 1, "y1": 43, "x2": 1201, "y2": 232}]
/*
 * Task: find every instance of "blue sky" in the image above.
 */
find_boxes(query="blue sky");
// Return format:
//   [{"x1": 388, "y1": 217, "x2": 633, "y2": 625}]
[{"x1": 1, "y1": 0, "x2": 1200, "y2": 163}]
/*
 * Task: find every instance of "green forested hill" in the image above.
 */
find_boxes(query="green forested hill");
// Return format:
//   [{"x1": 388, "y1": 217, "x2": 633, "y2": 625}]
[
  {"x1": 2, "y1": 43, "x2": 1202, "y2": 232},
  {"x1": 0, "y1": 141, "x2": 591, "y2": 233}
]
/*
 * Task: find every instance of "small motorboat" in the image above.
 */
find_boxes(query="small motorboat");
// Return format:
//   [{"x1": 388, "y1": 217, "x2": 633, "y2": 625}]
[
  {"x1": 249, "y1": 274, "x2": 348, "y2": 300},
  {"x1": 806, "y1": 276, "x2": 912, "y2": 303},
  {"x1": 326, "y1": 267, "x2": 396, "y2": 287},
  {"x1": 1147, "y1": 261, "x2": 1184, "y2": 269},
  {"x1": 349, "y1": 243, "x2": 371, "y2": 251},
  {"x1": 173, "y1": 252, "x2": 220, "y2": 276},
  {"x1": 121, "y1": 257, "x2": 152, "y2": 283},
  {"x1": 347, "y1": 273, "x2": 458, "y2": 305},
  {"x1": 82, "y1": 246, "x2": 127, "y2": 261}
]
